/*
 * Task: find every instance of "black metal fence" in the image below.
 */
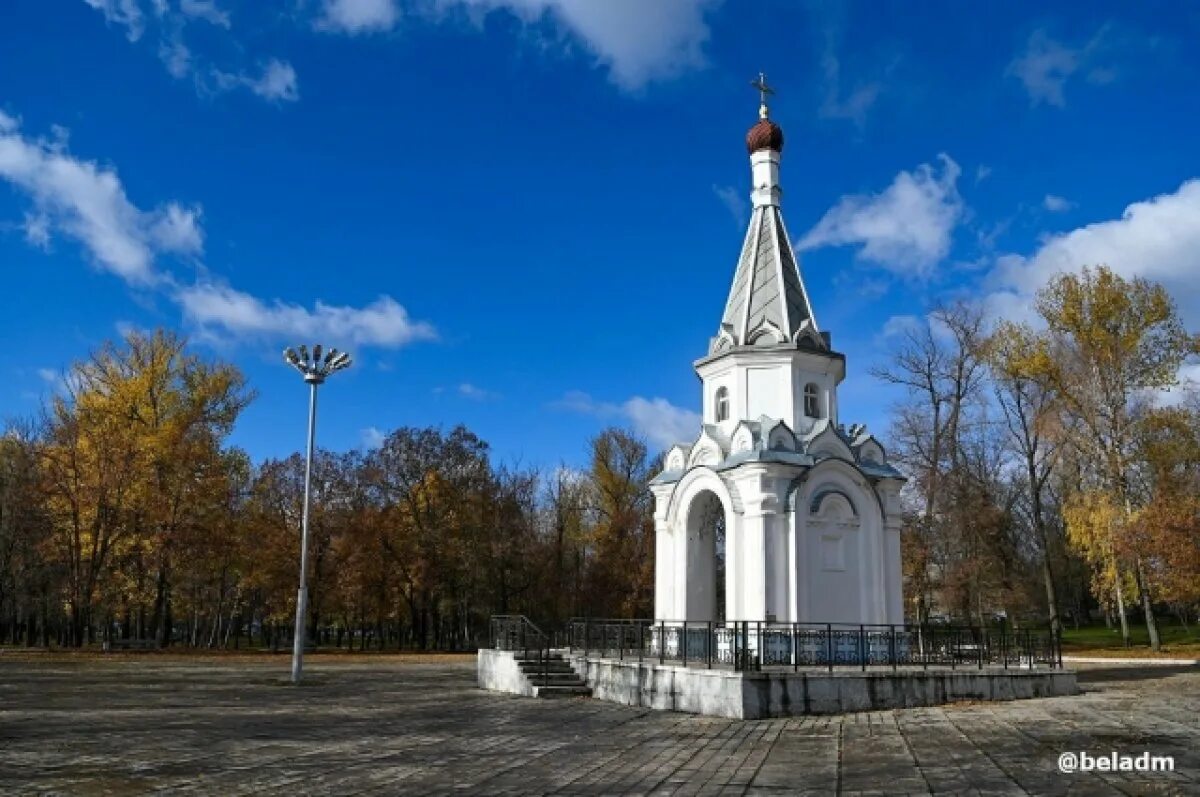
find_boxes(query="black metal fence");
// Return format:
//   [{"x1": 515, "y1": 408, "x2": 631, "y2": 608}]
[{"x1": 557, "y1": 619, "x2": 1063, "y2": 673}]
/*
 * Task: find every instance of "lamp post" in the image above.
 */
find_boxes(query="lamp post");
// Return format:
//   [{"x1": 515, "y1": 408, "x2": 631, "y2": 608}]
[{"x1": 283, "y1": 344, "x2": 351, "y2": 684}]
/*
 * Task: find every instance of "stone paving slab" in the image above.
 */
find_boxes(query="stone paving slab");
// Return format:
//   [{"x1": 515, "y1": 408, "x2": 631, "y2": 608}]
[{"x1": 0, "y1": 656, "x2": 1196, "y2": 795}]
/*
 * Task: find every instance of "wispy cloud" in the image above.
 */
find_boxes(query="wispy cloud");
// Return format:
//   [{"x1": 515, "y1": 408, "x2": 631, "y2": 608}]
[
  {"x1": 84, "y1": 0, "x2": 144, "y2": 41},
  {"x1": 1042, "y1": 193, "x2": 1074, "y2": 213},
  {"x1": 361, "y1": 425, "x2": 386, "y2": 449},
  {"x1": 817, "y1": 29, "x2": 882, "y2": 128},
  {"x1": 213, "y1": 60, "x2": 300, "y2": 103},
  {"x1": 176, "y1": 283, "x2": 437, "y2": 348},
  {"x1": 0, "y1": 110, "x2": 202, "y2": 284},
  {"x1": 2, "y1": 109, "x2": 435, "y2": 351},
  {"x1": 318, "y1": 0, "x2": 721, "y2": 91},
  {"x1": 457, "y1": 382, "x2": 498, "y2": 401},
  {"x1": 798, "y1": 154, "x2": 964, "y2": 277},
  {"x1": 711, "y1": 184, "x2": 746, "y2": 228},
  {"x1": 1006, "y1": 27, "x2": 1115, "y2": 108},
  {"x1": 81, "y1": 0, "x2": 298, "y2": 104},
  {"x1": 552, "y1": 390, "x2": 700, "y2": 449},
  {"x1": 316, "y1": 0, "x2": 400, "y2": 34}
]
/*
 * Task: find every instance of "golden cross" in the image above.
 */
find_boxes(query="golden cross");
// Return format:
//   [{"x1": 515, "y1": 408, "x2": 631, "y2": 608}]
[{"x1": 751, "y1": 72, "x2": 774, "y2": 106}]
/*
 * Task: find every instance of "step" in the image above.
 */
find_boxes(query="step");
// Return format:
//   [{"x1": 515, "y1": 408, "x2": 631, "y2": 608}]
[
  {"x1": 518, "y1": 663, "x2": 576, "y2": 673},
  {"x1": 533, "y1": 684, "x2": 592, "y2": 698},
  {"x1": 528, "y1": 672, "x2": 586, "y2": 684}
]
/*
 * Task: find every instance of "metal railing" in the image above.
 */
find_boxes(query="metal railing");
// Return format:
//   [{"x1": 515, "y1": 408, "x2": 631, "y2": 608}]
[
  {"x1": 563, "y1": 619, "x2": 1063, "y2": 673},
  {"x1": 489, "y1": 615, "x2": 556, "y2": 684}
]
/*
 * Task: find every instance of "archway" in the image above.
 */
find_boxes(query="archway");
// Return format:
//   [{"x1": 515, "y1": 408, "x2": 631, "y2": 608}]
[{"x1": 683, "y1": 489, "x2": 726, "y2": 621}]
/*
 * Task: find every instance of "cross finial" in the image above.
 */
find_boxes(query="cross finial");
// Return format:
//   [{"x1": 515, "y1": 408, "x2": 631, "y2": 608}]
[{"x1": 751, "y1": 72, "x2": 774, "y2": 118}]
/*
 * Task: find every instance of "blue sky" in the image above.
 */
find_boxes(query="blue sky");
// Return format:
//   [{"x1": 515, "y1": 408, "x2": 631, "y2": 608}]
[{"x1": 3, "y1": 0, "x2": 1199, "y2": 471}]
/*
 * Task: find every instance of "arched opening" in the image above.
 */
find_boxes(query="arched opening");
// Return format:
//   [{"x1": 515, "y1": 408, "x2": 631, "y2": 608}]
[
  {"x1": 684, "y1": 489, "x2": 727, "y2": 621},
  {"x1": 714, "y1": 386, "x2": 730, "y2": 422},
  {"x1": 803, "y1": 382, "x2": 821, "y2": 418}
]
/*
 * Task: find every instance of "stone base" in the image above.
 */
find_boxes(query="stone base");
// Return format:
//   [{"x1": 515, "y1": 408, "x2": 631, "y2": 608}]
[{"x1": 563, "y1": 654, "x2": 1078, "y2": 718}]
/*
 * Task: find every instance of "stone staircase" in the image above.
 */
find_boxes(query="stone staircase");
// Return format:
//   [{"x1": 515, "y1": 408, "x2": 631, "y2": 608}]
[{"x1": 515, "y1": 651, "x2": 591, "y2": 698}]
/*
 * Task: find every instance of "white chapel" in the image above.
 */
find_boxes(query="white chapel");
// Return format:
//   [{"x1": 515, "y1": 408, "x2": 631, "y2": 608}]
[{"x1": 650, "y1": 80, "x2": 906, "y2": 627}]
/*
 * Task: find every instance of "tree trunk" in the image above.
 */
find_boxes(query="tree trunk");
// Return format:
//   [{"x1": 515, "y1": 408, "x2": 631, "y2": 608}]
[
  {"x1": 1132, "y1": 557, "x2": 1161, "y2": 651},
  {"x1": 1114, "y1": 580, "x2": 1130, "y2": 647}
]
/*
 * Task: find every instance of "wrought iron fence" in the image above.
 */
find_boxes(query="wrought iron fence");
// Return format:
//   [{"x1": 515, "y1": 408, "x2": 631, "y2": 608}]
[
  {"x1": 489, "y1": 615, "x2": 558, "y2": 683},
  {"x1": 561, "y1": 619, "x2": 1063, "y2": 673}
]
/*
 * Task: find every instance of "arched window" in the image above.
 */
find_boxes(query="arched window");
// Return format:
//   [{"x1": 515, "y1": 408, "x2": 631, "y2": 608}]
[
  {"x1": 804, "y1": 383, "x2": 820, "y2": 418},
  {"x1": 715, "y1": 386, "x2": 730, "y2": 422}
]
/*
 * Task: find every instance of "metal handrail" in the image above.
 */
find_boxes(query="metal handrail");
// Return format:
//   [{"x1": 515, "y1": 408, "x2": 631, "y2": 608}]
[
  {"x1": 555, "y1": 618, "x2": 1063, "y2": 673},
  {"x1": 490, "y1": 615, "x2": 554, "y2": 686}
]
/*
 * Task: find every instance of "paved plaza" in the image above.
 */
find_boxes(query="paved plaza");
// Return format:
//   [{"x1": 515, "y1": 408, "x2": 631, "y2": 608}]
[{"x1": 0, "y1": 654, "x2": 1196, "y2": 795}]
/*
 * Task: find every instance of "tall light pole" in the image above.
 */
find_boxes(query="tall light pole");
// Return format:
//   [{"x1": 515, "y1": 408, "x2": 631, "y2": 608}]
[{"x1": 283, "y1": 344, "x2": 351, "y2": 684}]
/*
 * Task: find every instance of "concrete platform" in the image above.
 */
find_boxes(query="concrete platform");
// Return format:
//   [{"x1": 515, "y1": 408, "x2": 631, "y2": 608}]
[{"x1": 478, "y1": 649, "x2": 1079, "y2": 718}]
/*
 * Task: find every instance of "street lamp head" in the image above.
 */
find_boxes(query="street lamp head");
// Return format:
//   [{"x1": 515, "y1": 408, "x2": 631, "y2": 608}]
[{"x1": 284, "y1": 343, "x2": 351, "y2": 384}]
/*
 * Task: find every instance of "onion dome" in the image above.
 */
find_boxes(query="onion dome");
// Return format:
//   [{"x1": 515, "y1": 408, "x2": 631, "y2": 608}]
[{"x1": 746, "y1": 117, "x2": 784, "y2": 154}]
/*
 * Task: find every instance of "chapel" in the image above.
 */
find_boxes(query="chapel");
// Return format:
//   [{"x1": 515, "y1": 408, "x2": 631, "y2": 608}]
[{"x1": 650, "y1": 78, "x2": 906, "y2": 627}]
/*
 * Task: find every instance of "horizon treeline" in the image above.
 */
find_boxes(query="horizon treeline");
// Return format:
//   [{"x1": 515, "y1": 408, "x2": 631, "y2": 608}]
[
  {"x1": 0, "y1": 330, "x2": 657, "y2": 650},
  {"x1": 0, "y1": 266, "x2": 1197, "y2": 652}
]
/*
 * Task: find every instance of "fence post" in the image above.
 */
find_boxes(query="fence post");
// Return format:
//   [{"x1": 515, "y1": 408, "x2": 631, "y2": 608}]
[
  {"x1": 1002, "y1": 626, "x2": 1008, "y2": 670},
  {"x1": 638, "y1": 622, "x2": 644, "y2": 664},
  {"x1": 755, "y1": 621, "x2": 762, "y2": 672},
  {"x1": 978, "y1": 628, "x2": 984, "y2": 670},
  {"x1": 859, "y1": 624, "x2": 866, "y2": 672},
  {"x1": 890, "y1": 625, "x2": 897, "y2": 672},
  {"x1": 660, "y1": 621, "x2": 666, "y2": 665},
  {"x1": 793, "y1": 623, "x2": 798, "y2": 673},
  {"x1": 826, "y1": 623, "x2": 833, "y2": 674},
  {"x1": 583, "y1": 619, "x2": 589, "y2": 659},
  {"x1": 682, "y1": 621, "x2": 688, "y2": 668},
  {"x1": 707, "y1": 621, "x2": 712, "y2": 670}
]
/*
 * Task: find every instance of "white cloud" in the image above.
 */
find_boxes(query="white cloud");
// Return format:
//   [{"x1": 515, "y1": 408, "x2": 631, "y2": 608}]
[
  {"x1": 322, "y1": 0, "x2": 719, "y2": 90},
  {"x1": 213, "y1": 60, "x2": 300, "y2": 102},
  {"x1": 0, "y1": 114, "x2": 202, "y2": 283},
  {"x1": 83, "y1": 0, "x2": 144, "y2": 41},
  {"x1": 83, "y1": 0, "x2": 293, "y2": 104},
  {"x1": 817, "y1": 30, "x2": 881, "y2": 128},
  {"x1": 622, "y1": 396, "x2": 702, "y2": 449},
  {"x1": 176, "y1": 282, "x2": 437, "y2": 348},
  {"x1": 552, "y1": 391, "x2": 700, "y2": 449},
  {"x1": 316, "y1": 0, "x2": 400, "y2": 34},
  {"x1": 975, "y1": 164, "x2": 992, "y2": 184},
  {"x1": 179, "y1": 0, "x2": 231, "y2": 28},
  {"x1": 985, "y1": 179, "x2": 1200, "y2": 330},
  {"x1": 458, "y1": 382, "x2": 498, "y2": 400},
  {"x1": 1042, "y1": 193, "x2": 1074, "y2": 213},
  {"x1": 711, "y1": 184, "x2": 746, "y2": 228},
  {"x1": 798, "y1": 154, "x2": 963, "y2": 277},
  {"x1": 36, "y1": 368, "x2": 59, "y2": 384},
  {"x1": 361, "y1": 426, "x2": 386, "y2": 449},
  {"x1": 879, "y1": 314, "x2": 922, "y2": 341},
  {"x1": 1006, "y1": 27, "x2": 1113, "y2": 108}
]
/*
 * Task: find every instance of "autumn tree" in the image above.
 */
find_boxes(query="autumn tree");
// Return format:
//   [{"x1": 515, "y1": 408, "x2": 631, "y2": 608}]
[
  {"x1": 984, "y1": 322, "x2": 1065, "y2": 634},
  {"x1": 38, "y1": 330, "x2": 251, "y2": 646},
  {"x1": 1035, "y1": 266, "x2": 1198, "y2": 649}
]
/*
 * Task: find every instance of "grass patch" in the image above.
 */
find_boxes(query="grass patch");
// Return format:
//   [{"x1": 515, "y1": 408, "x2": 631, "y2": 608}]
[{"x1": 1060, "y1": 623, "x2": 1200, "y2": 655}]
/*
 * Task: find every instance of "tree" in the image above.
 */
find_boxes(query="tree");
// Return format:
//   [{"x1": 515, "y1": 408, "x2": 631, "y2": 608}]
[
  {"x1": 984, "y1": 322, "x2": 1065, "y2": 635},
  {"x1": 1035, "y1": 266, "x2": 1198, "y2": 649},
  {"x1": 38, "y1": 330, "x2": 251, "y2": 646}
]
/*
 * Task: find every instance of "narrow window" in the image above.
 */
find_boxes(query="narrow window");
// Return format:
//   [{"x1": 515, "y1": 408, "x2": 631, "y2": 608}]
[
  {"x1": 715, "y1": 386, "x2": 730, "y2": 422},
  {"x1": 804, "y1": 383, "x2": 820, "y2": 418}
]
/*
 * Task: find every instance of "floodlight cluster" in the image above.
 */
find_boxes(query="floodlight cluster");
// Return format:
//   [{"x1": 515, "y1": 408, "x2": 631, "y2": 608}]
[{"x1": 283, "y1": 344, "x2": 352, "y2": 383}]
